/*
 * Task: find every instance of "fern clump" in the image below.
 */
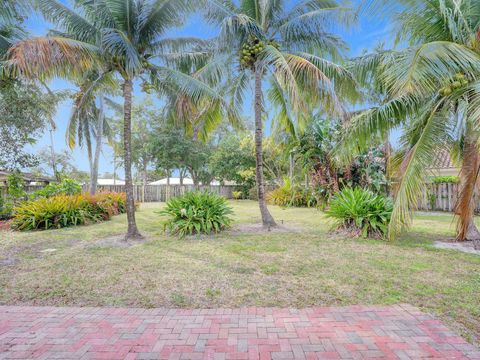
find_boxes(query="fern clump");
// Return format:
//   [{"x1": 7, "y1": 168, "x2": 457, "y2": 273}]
[{"x1": 160, "y1": 192, "x2": 233, "y2": 237}]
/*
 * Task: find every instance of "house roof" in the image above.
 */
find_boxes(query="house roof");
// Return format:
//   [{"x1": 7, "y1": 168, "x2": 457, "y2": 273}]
[
  {"x1": 149, "y1": 178, "x2": 194, "y2": 185},
  {"x1": 97, "y1": 178, "x2": 125, "y2": 185},
  {"x1": 0, "y1": 171, "x2": 52, "y2": 183}
]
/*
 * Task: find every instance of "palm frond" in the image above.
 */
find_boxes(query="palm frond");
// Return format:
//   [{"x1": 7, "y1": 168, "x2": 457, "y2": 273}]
[{"x1": 4, "y1": 36, "x2": 99, "y2": 79}]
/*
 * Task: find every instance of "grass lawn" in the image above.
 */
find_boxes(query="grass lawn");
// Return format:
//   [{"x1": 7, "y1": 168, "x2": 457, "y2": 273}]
[{"x1": 0, "y1": 201, "x2": 479, "y2": 344}]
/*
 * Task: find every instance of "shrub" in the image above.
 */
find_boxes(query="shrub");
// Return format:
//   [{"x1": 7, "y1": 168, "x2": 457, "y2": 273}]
[
  {"x1": 232, "y1": 191, "x2": 243, "y2": 200},
  {"x1": 267, "y1": 179, "x2": 319, "y2": 208},
  {"x1": 160, "y1": 191, "x2": 233, "y2": 237},
  {"x1": 1, "y1": 172, "x2": 27, "y2": 218},
  {"x1": 12, "y1": 192, "x2": 126, "y2": 231},
  {"x1": 33, "y1": 178, "x2": 82, "y2": 198},
  {"x1": 431, "y1": 176, "x2": 459, "y2": 184},
  {"x1": 325, "y1": 187, "x2": 393, "y2": 238},
  {"x1": 248, "y1": 187, "x2": 258, "y2": 201}
]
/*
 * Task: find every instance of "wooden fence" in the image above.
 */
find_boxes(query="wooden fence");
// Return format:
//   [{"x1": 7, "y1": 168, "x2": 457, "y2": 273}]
[
  {"x1": 418, "y1": 182, "x2": 460, "y2": 212},
  {"x1": 0, "y1": 182, "x2": 470, "y2": 211},
  {"x1": 82, "y1": 185, "x2": 238, "y2": 202},
  {"x1": 0, "y1": 184, "x2": 238, "y2": 203}
]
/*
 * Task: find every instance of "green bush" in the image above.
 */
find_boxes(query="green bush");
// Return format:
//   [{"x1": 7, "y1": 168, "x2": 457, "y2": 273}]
[
  {"x1": 12, "y1": 192, "x2": 126, "y2": 231},
  {"x1": 248, "y1": 187, "x2": 258, "y2": 201},
  {"x1": 33, "y1": 178, "x2": 82, "y2": 198},
  {"x1": 431, "y1": 176, "x2": 459, "y2": 184},
  {"x1": 267, "y1": 179, "x2": 320, "y2": 208},
  {"x1": 1, "y1": 172, "x2": 27, "y2": 218},
  {"x1": 160, "y1": 191, "x2": 233, "y2": 237},
  {"x1": 325, "y1": 187, "x2": 393, "y2": 238}
]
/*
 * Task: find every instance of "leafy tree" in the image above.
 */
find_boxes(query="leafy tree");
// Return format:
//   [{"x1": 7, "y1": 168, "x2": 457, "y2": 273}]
[
  {"x1": 7, "y1": 0, "x2": 229, "y2": 240},
  {"x1": 204, "y1": 0, "x2": 356, "y2": 227},
  {"x1": 342, "y1": 0, "x2": 480, "y2": 242},
  {"x1": 0, "y1": 79, "x2": 62, "y2": 170},
  {"x1": 209, "y1": 133, "x2": 256, "y2": 186}
]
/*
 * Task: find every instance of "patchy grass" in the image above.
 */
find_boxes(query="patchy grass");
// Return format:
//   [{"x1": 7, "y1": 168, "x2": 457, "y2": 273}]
[{"x1": 0, "y1": 202, "x2": 479, "y2": 344}]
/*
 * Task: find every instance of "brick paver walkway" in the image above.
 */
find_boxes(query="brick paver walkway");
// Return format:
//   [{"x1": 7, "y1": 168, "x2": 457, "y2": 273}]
[{"x1": 0, "y1": 305, "x2": 478, "y2": 359}]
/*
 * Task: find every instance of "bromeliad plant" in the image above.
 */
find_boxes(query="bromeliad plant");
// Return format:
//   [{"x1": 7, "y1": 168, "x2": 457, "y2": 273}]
[
  {"x1": 326, "y1": 187, "x2": 393, "y2": 238},
  {"x1": 12, "y1": 192, "x2": 126, "y2": 231},
  {"x1": 160, "y1": 191, "x2": 233, "y2": 237}
]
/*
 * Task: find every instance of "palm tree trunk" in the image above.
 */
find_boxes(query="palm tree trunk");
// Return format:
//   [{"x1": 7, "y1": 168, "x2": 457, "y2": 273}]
[
  {"x1": 90, "y1": 95, "x2": 104, "y2": 195},
  {"x1": 123, "y1": 79, "x2": 142, "y2": 240},
  {"x1": 254, "y1": 64, "x2": 276, "y2": 227},
  {"x1": 455, "y1": 139, "x2": 480, "y2": 248}
]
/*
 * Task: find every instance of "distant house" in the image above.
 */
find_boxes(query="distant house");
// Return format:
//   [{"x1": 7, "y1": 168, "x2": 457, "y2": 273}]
[
  {"x1": 97, "y1": 178, "x2": 125, "y2": 185},
  {"x1": 0, "y1": 171, "x2": 52, "y2": 186},
  {"x1": 149, "y1": 177, "x2": 194, "y2": 185},
  {"x1": 429, "y1": 149, "x2": 460, "y2": 177}
]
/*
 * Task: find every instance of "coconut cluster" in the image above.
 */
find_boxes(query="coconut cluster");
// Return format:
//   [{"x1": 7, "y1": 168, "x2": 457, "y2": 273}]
[
  {"x1": 239, "y1": 37, "x2": 280, "y2": 69},
  {"x1": 439, "y1": 73, "x2": 469, "y2": 96}
]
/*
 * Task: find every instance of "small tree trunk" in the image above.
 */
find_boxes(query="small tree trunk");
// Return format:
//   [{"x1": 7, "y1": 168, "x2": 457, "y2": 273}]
[
  {"x1": 289, "y1": 153, "x2": 294, "y2": 183},
  {"x1": 123, "y1": 79, "x2": 142, "y2": 241},
  {"x1": 90, "y1": 95, "x2": 104, "y2": 195},
  {"x1": 254, "y1": 63, "x2": 276, "y2": 227}
]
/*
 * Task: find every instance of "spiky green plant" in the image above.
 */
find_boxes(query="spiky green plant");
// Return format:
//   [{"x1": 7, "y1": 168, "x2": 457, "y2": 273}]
[
  {"x1": 160, "y1": 191, "x2": 233, "y2": 238},
  {"x1": 326, "y1": 187, "x2": 393, "y2": 238}
]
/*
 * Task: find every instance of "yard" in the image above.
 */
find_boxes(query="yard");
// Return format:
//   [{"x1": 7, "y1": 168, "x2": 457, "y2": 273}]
[{"x1": 0, "y1": 201, "x2": 479, "y2": 345}]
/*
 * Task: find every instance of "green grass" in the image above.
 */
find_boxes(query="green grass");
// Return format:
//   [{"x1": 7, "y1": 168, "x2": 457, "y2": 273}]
[{"x1": 0, "y1": 201, "x2": 479, "y2": 344}]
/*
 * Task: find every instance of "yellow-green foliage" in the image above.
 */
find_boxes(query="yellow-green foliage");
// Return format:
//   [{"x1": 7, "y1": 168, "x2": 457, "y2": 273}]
[
  {"x1": 12, "y1": 192, "x2": 127, "y2": 231},
  {"x1": 232, "y1": 191, "x2": 243, "y2": 200},
  {"x1": 267, "y1": 179, "x2": 318, "y2": 208}
]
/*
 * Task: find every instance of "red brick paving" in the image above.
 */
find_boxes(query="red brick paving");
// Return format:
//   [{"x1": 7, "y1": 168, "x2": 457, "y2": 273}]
[{"x1": 0, "y1": 304, "x2": 478, "y2": 359}]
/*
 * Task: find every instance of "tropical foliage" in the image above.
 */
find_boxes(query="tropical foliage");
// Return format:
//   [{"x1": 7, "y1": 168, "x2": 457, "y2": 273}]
[
  {"x1": 342, "y1": 0, "x2": 480, "y2": 241},
  {"x1": 267, "y1": 179, "x2": 321, "y2": 208},
  {"x1": 160, "y1": 192, "x2": 233, "y2": 237},
  {"x1": 12, "y1": 192, "x2": 126, "y2": 231},
  {"x1": 32, "y1": 178, "x2": 82, "y2": 198},
  {"x1": 326, "y1": 187, "x2": 393, "y2": 238},
  {"x1": 4, "y1": 0, "x2": 233, "y2": 240},
  {"x1": 203, "y1": 0, "x2": 357, "y2": 227}
]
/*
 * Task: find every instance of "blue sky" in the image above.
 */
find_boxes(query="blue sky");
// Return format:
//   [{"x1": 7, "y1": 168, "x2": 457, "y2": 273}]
[{"x1": 24, "y1": 1, "x2": 394, "y2": 178}]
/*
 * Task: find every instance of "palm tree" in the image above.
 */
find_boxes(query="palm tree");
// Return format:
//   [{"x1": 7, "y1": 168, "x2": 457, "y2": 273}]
[
  {"x1": 341, "y1": 0, "x2": 480, "y2": 244},
  {"x1": 204, "y1": 0, "x2": 357, "y2": 227},
  {"x1": 5, "y1": 0, "x2": 230, "y2": 240},
  {"x1": 68, "y1": 71, "x2": 117, "y2": 195}
]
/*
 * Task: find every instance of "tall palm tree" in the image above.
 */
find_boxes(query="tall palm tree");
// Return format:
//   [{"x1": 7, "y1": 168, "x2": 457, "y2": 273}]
[
  {"x1": 341, "y1": 0, "x2": 480, "y2": 244},
  {"x1": 68, "y1": 71, "x2": 118, "y2": 195},
  {"x1": 5, "y1": 0, "x2": 231, "y2": 240},
  {"x1": 204, "y1": 0, "x2": 357, "y2": 227}
]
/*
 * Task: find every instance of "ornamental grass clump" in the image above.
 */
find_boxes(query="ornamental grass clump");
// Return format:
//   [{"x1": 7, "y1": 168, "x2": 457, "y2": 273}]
[
  {"x1": 160, "y1": 191, "x2": 233, "y2": 237},
  {"x1": 326, "y1": 187, "x2": 393, "y2": 238},
  {"x1": 12, "y1": 192, "x2": 127, "y2": 231}
]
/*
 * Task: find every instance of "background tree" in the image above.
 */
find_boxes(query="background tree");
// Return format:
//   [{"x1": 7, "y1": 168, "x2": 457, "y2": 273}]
[
  {"x1": 204, "y1": 0, "x2": 356, "y2": 227},
  {"x1": 0, "y1": 79, "x2": 64, "y2": 171},
  {"x1": 68, "y1": 72, "x2": 117, "y2": 194}
]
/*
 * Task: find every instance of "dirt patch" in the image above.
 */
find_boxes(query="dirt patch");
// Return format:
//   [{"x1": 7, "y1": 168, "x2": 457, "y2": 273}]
[
  {"x1": 0, "y1": 257, "x2": 18, "y2": 267},
  {"x1": 83, "y1": 234, "x2": 146, "y2": 249},
  {"x1": 229, "y1": 223, "x2": 303, "y2": 234},
  {"x1": 0, "y1": 220, "x2": 12, "y2": 231},
  {"x1": 434, "y1": 240, "x2": 480, "y2": 255}
]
